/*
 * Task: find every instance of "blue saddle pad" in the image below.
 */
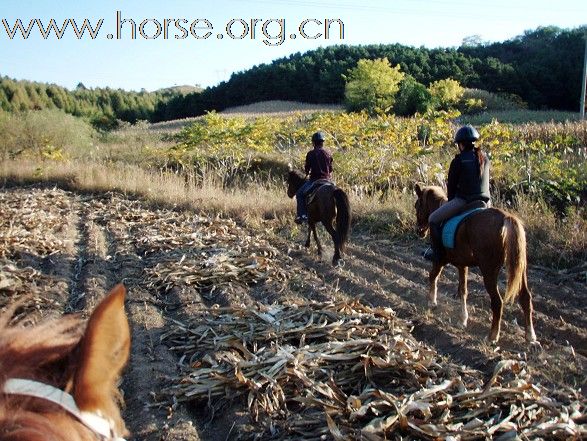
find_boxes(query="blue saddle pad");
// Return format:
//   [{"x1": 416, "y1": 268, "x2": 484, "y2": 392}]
[{"x1": 442, "y1": 208, "x2": 485, "y2": 249}]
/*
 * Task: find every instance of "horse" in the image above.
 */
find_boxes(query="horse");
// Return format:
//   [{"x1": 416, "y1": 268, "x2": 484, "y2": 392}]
[
  {"x1": 287, "y1": 169, "x2": 351, "y2": 266},
  {"x1": 414, "y1": 183, "x2": 536, "y2": 344},
  {"x1": 0, "y1": 284, "x2": 131, "y2": 441}
]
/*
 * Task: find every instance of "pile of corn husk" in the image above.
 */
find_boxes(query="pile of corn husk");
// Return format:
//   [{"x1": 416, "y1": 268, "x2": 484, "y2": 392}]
[
  {"x1": 160, "y1": 300, "x2": 586, "y2": 440},
  {"x1": 1, "y1": 187, "x2": 290, "y2": 305},
  {"x1": 108, "y1": 205, "x2": 291, "y2": 294},
  {"x1": 0, "y1": 260, "x2": 67, "y2": 321},
  {"x1": 0, "y1": 188, "x2": 73, "y2": 259},
  {"x1": 0, "y1": 189, "x2": 71, "y2": 319}
]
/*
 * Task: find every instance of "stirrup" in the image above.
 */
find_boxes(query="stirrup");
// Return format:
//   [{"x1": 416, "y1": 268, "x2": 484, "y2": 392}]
[{"x1": 294, "y1": 215, "x2": 308, "y2": 224}]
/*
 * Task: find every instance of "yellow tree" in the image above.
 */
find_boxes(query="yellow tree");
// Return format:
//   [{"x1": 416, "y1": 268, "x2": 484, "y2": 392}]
[{"x1": 344, "y1": 58, "x2": 405, "y2": 115}]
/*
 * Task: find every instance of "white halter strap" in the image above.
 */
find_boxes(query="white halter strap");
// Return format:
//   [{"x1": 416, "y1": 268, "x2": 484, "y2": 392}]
[{"x1": 3, "y1": 378, "x2": 125, "y2": 441}]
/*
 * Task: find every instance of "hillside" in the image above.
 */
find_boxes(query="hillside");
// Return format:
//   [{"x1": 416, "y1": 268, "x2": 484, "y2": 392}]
[
  {"x1": 155, "y1": 25, "x2": 587, "y2": 121},
  {"x1": 1, "y1": 26, "x2": 585, "y2": 125}
]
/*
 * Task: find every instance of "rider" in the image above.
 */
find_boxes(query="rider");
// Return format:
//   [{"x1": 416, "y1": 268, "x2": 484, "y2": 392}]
[
  {"x1": 424, "y1": 125, "x2": 491, "y2": 262},
  {"x1": 295, "y1": 131, "x2": 333, "y2": 224}
]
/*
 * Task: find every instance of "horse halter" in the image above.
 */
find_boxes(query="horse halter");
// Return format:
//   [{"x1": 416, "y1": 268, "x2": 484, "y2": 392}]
[{"x1": 3, "y1": 378, "x2": 126, "y2": 441}]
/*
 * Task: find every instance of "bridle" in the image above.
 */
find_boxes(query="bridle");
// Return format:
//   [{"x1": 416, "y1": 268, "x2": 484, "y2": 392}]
[{"x1": 3, "y1": 378, "x2": 125, "y2": 441}]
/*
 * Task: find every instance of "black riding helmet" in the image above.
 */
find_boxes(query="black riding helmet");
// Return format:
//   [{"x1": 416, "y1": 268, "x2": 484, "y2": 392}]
[
  {"x1": 454, "y1": 125, "x2": 480, "y2": 143},
  {"x1": 311, "y1": 131, "x2": 326, "y2": 143}
]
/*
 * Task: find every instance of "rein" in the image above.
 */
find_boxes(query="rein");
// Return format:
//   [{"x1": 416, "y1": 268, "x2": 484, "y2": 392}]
[{"x1": 3, "y1": 378, "x2": 125, "y2": 441}]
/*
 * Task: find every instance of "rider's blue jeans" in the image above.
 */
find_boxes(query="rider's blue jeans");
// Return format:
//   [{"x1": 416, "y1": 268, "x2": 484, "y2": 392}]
[{"x1": 296, "y1": 181, "x2": 313, "y2": 217}]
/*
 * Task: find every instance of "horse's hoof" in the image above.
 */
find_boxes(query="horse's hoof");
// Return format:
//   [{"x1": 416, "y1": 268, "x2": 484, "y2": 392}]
[
  {"x1": 427, "y1": 300, "x2": 438, "y2": 309},
  {"x1": 333, "y1": 259, "x2": 345, "y2": 268},
  {"x1": 459, "y1": 319, "x2": 468, "y2": 329},
  {"x1": 528, "y1": 340, "x2": 542, "y2": 353},
  {"x1": 487, "y1": 336, "x2": 500, "y2": 345}
]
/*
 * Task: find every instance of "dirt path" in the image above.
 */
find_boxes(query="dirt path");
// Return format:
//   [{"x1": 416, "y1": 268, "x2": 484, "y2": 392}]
[{"x1": 1, "y1": 186, "x2": 585, "y2": 440}]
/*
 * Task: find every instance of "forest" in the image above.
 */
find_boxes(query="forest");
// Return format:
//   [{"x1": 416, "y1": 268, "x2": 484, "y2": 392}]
[
  {"x1": 1, "y1": 26, "x2": 585, "y2": 125},
  {"x1": 156, "y1": 26, "x2": 587, "y2": 120}
]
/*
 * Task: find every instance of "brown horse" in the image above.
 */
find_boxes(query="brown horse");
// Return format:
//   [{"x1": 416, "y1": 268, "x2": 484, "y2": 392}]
[
  {"x1": 287, "y1": 169, "x2": 351, "y2": 266},
  {"x1": 0, "y1": 284, "x2": 131, "y2": 440},
  {"x1": 414, "y1": 183, "x2": 536, "y2": 344}
]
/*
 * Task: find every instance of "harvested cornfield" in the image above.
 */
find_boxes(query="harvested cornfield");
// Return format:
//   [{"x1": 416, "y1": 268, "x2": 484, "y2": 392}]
[
  {"x1": 158, "y1": 301, "x2": 584, "y2": 440},
  {"x1": 0, "y1": 186, "x2": 585, "y2": 440}
]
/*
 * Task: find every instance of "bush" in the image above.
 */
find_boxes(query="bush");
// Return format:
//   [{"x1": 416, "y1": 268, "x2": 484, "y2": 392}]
[
  {"x1": 428, "y1": 78, "x2": 464, "y2": 111},
  {"x1": 460, "y1": 89, "x2": 525, "y2": 113},
  {"x1": 0, "y1": 109, "x2": 95, "y2": 160}
]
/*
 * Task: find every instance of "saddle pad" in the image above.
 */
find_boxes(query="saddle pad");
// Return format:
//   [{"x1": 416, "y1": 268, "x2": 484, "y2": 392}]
[{"x1": 442, "y1": 208, "x2": 485, "y2": 249}]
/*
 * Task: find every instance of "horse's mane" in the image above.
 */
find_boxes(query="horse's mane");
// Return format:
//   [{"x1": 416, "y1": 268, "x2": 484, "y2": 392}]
[
  {"x1": 0, "y1": 307, "x2": 92, "y2": 441},
  {"x1": 289, "y1": 169, "x2": 306, "y2": 181},
  {"x1": 425, "y1": 185, "x2": 448, "y2": 205}
]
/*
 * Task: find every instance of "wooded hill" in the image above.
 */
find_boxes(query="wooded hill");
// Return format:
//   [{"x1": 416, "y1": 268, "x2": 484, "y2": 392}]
[
  {"x1": 155, "y1": 26, "x2": 586, "y2": 121},
  {"x1": 1, "y1": 26, "x2": 585, "y2": 125},
  {"x1": 0, "y1": 78, "x2": 185, "y2": 129}
]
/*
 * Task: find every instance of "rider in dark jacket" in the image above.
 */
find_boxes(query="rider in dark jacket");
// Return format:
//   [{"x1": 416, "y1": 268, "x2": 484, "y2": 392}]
[
  {"x1": 295, "y1": 131, "x2": 333, "y2": 223},
  {"x1": 424, "y1": 125, "x2": 491, "y2": 262}
]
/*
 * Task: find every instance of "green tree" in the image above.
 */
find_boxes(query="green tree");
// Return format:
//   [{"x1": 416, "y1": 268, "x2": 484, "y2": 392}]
[
  {"x1": 394, "y1": 76, "x2": 433, "y2": 116},
  {"x1": 343, "y1": 58, "x2": 405, "y2": 115}
]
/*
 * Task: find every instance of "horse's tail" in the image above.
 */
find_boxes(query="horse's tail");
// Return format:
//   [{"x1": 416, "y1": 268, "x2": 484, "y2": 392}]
[
  {"x1": 502, "y1": 214, "x2": 528, "y2": 304},
  {"x1": 334, "y1": 188, "x2": 351, "y2": 252}
]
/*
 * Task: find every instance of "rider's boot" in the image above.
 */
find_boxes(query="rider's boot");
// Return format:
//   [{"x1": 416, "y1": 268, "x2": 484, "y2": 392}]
[{"x1": 423, "y1": 222, "x2": 444, "y2": 263}]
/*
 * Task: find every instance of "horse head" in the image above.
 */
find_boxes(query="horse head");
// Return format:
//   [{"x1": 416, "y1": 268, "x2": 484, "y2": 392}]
[
  {"x1": 287, "y1": 169, "x2": 306, "y2": 198},
  {"x1": 0, "y1": 284, "x2": 131, "y2": 440},
  {"x1": 414, "y1": 183, "x2": 446, "y2": 237}
]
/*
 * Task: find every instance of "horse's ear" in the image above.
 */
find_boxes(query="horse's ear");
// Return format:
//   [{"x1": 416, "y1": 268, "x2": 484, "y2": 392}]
[
  {"x1": 73, "y1": 284, "x2": 130, "y2": 418},
  {"x1": 414, "y1": 182, "x2": 424, "y2": 197}
]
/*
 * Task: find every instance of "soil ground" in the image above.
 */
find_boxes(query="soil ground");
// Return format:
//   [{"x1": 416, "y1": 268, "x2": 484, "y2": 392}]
[{"x1": 1, "y1": 185, "x2": 585, "y2": 440}]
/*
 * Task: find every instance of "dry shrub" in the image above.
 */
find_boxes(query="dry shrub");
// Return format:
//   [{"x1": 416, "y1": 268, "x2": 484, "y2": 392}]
[
  {"x1": 0, "y1": 109, "x2": 94, "y2": 159},
  {"x1": 515, "y1": 195, "x2": 586, "y2": 268},
  {"x1": 0, "y1": 160, "x2": 290, "y2": 227}
]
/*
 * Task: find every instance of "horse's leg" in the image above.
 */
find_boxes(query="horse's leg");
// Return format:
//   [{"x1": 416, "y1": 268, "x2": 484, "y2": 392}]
[
  {"x1": 428, "y1": 262, "x2": 443, "y2": 307},
  {"x1": 311, "y1": 222, "x2": 323, "y2": 257},
  {"x1": 304, "y1": 224, "x2": 312, "y2": 248},
  {"x1": 480, "y1": 265, "x2": 503, "y2": 343},
  {"x1": 457, "y1": 266, "x2": 469, "y2": 328},
  {"x1": 323, "y1": 221, "x2": 340, "y2": 265},
  {"x1": 518, "y1": 280, "x2": 537, "y2": 342}
]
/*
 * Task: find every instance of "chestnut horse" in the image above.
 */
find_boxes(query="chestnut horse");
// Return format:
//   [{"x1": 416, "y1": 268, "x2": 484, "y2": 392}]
[
  {"x1": 414, "y1": 183, "x2": 536, "y2": 344},
  {"x1": 287, "y1": 170, "x2": 351, "y2": 266},
  {"x1": 0, "y1": 284, "x2": 130, "y2": 440}
]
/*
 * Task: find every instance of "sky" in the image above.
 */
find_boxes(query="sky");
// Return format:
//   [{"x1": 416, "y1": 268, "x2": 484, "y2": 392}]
[{"x1": 1, "y1": 0, "x2": 585, "y2": 92}]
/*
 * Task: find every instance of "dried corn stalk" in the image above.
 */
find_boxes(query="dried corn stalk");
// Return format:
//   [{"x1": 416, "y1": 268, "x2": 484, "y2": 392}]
[{"x1": 160, "y1": 301, "x2": 586, "y2": 440}]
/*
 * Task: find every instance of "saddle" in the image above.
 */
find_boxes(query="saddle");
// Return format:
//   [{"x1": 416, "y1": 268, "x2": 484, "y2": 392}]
[
  {"x1": 305, "y1": 180, "x2": 334, "y2": 206},
  {"x1": 441, "y1": 200, "x2": 488, "y2": 249}
]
